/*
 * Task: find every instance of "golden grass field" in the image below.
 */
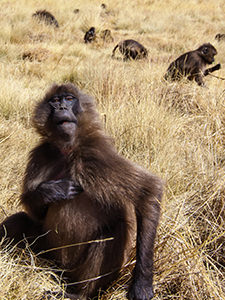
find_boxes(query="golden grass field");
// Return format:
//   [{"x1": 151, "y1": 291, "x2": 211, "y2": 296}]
[{"x1": 0, "y1": 0, "x2": 224, "y2": 299}]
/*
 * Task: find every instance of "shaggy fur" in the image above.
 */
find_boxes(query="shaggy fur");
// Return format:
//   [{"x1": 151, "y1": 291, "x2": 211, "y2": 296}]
[
  {"x1": 164, "y1": 43, "x2": 220, "y2": 86},
  {"x1": 112, "y1": 39, "x2": 148, "y2": 60},
  {"x1": 0, "y1": 84, "x2": 163, "y2": 300}
]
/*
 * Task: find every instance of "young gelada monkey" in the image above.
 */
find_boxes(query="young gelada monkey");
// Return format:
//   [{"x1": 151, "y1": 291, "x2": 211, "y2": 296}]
[
  {"x1": 112, "y1": 39, "x2": 148, "y2": 60},
  {"x1": 84, "y1": 27, "x2": 96, "y2": 43},
  {"x1": 0, "y1": 83, "x2": 163, "y2": 300}
]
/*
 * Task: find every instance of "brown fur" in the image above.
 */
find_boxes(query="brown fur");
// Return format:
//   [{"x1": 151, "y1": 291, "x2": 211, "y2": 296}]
[
  {"x1": 22, "y1": 48, "x2": 50, "y2": 62},
  {"x1": 112, "y1": 39, "x2": 148, "y2": 60},
  {"x1": 164, "y1": 43, "x2": 220, "y2": 86},
  {"x1": 84, "y1": 27, "x2": 96, "y2": 44},
  {"x1": 100, "y1": 29, "x2": 114, "y2": 42},
  {"x1": 32, "y1": 10, "x2": 59, "y2": 28},
  {"x1": 0, "y1": 84, "x2": 163, "y2": 300}
]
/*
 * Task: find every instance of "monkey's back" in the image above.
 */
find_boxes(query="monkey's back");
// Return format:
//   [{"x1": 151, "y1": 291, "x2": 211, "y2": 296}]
[
  {"x1": 166, "y1": 50, "x2": 202, "y2": 80},
  {"x1": 119, "y1": 39, "x2": 147, "y2": 56}
]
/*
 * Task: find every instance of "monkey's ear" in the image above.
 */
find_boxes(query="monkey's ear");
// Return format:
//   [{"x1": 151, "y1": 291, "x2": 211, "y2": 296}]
[{"x1": 202, "y1": 46, "x2": 208, "y2": 55}]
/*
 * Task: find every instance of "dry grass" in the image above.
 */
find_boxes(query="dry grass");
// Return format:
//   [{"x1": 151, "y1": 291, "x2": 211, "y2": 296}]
[{"x1": 0, "y1": 0, "x2": 224, "y2": 299}]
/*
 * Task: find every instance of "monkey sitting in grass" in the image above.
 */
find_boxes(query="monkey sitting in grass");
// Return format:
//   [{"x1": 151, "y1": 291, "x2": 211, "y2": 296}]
[{"x1": 164, "y1": 43, "x2": 221, "y2": 86}]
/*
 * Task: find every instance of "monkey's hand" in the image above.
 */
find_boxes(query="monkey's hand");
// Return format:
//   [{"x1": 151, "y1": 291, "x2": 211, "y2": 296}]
[
  {"x1": 204, "y1": 63, "x2": 221, "y2": 76},
  {"x1": 128, "y1": 279, "x2": 154, "y2": 300},
  {"x1": 37, "y1": 179, "x2": 83, "y2": 204}
]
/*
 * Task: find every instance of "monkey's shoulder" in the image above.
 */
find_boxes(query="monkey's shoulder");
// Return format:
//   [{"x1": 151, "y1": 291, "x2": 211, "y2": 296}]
[
  {"x1": 24, "y1": 142, "x2": 67, "y2": 188},
  {"x1": 27, "y1": 142, "x2": 62, "y2": 170},
  {"x1": 129, "y1": 162, "x2": 163, "y2": 188},
  {"x1": 30, "y1": 142, "x2": 60, "y2": 158}
]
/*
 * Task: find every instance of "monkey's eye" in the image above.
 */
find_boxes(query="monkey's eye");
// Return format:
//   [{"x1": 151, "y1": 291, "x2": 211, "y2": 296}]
[
  {"x1": 52, "y1": 97, "x2": 60, "y2": 102},
  {"x1": 65, "y1": 95, "x2": 74, "y2": 101},
  {"x1": 202, "y1": 47, "x2": 208, "y2": 54}
]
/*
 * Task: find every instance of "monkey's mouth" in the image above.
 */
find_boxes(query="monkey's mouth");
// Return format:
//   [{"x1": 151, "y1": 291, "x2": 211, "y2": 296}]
[
  {"x1": 58, "y1": 120, "x2": 75, "y2": 125},
  {"x1": 57, "y1": 120, "x2": 77, "y2": 130}
]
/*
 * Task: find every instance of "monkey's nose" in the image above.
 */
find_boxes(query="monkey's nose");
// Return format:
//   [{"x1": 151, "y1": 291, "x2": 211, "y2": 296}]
[{"x1": 59, "y1": 105, "x2": 67, "y2": 110}]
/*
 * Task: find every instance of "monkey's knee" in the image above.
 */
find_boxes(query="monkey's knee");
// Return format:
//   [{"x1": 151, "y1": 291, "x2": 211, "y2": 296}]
[{"x1": 0, "y1": 212, "x2": 42, "y2": 248}]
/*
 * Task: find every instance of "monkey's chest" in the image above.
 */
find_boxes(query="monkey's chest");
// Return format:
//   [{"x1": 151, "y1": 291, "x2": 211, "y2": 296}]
[
  {"x1": 44, "y1": 193, "x2": 105, "y2": 242},
  {"x1": 48, "y1": 160, "x2": 70, "y2": 180},
  {"x1": 43, "y1": 193, "x2": 114, "y2": 266}
]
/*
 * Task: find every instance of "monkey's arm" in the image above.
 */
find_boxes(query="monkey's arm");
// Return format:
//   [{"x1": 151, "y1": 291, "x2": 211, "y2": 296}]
[
  {"x1": 204, "y1": 63, "x2": 221, "y2": 76},
  {"x1": 21, "y1": 143, "x2": 82, "y2": 221},
  {"x1": 22, "y1": 179, "x2": 82, "y2": 220},
  {"x1": 191, "y1": 65, "x2": 205, "y2": 86},
  {"x1": 128, "y1": 177, "x2": 162, "y2": 300}
]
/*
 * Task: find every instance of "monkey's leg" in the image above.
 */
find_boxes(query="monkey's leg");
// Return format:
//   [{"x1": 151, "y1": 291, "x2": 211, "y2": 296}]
[
  {"x1": 95, "y1": 218, "x2": 129, "y2": 292},
  {"x1": 194, "y1": 74, "x2": 205, "y2": 86},
  {"x1": 65, "y1": 216, "x2": 130, "y2": 299},
  {"x1": 0, "y1": 211, "x2": 46, "y2": 252}
]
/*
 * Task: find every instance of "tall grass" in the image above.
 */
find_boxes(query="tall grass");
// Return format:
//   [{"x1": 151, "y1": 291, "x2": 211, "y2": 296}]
[{"x1": 0, "y1": 0, "x2": 224, "y2": 299}]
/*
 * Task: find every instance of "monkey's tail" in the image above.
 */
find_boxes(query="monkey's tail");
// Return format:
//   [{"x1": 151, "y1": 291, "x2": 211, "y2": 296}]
[{"x1": 112, "y1": 44, "x2": 119, "y2": 58}]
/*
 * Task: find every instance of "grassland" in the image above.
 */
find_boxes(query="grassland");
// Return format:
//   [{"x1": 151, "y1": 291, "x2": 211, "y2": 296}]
[{"x1": 0, "y1": 0, "x2": 224, "y2": 299}]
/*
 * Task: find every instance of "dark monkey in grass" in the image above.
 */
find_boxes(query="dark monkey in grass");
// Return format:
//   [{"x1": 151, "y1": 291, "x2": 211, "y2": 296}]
[
  {"x1": 164, "y1": 43, "x2": 221, "y2": 86},
  {"x1": 112, "y1": 39, "x2": 148, "y2": 60},
  {"x1": 84, "y1": 27, "x2": 96, "y2": 43},
  {"x1": 32, "y1": 10, "x2": 59, "y2": 28},
  {"x1": 0, "y1": 83, "x2": 163, "y2": 300}
]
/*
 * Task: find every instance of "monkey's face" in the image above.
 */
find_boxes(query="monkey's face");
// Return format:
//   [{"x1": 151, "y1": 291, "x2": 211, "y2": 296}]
[
  {"x1": 47, "y1": 93, "x2": 82, "y2": 141},
  {"x1": 33, "y1": 84, "x2": 91, "y2": 147},
  {"x1": 200, "y1": 44, "x2": 217, "y2": 64}
]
